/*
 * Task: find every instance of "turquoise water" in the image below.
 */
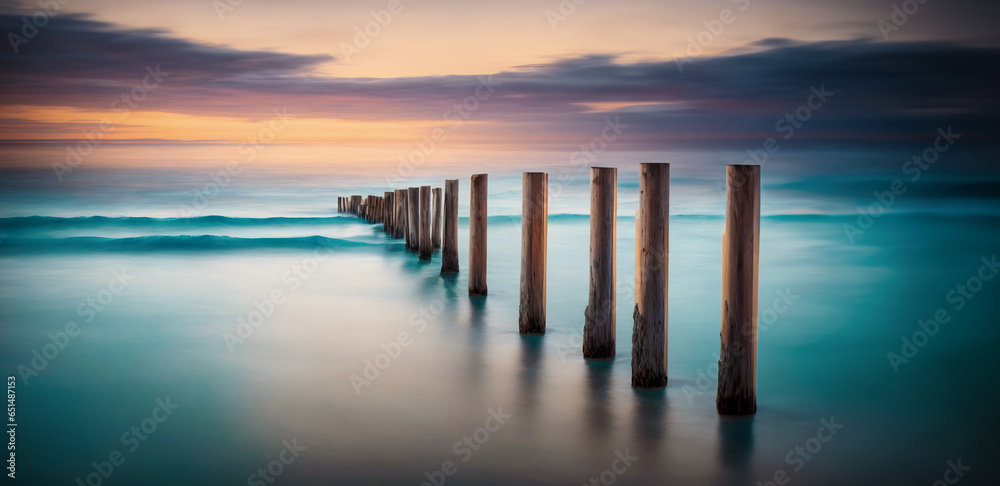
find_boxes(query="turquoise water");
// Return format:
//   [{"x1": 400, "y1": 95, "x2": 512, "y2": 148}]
[{"x1": 1, "y1": 148, "x2": 999, "y2": 485}]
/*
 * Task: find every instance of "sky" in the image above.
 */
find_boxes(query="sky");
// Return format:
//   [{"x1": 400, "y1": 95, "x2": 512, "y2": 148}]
[{"x1": 0, "y1": 0, "x2": 997, "y2": 166}]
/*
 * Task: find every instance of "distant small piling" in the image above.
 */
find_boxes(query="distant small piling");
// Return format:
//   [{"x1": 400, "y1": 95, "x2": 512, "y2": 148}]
[
  {"x1": 632, "y1": 163, "x2": 669, "y2": 388},
  {"x1": 432, "y1": 187, "x2": 443, "y2": 249},
  {"x1": 584, "y1": 167, "x2": 617, "y2": 358},
  {"x1": 407, "y1": 187, "x2": 419, "y2": 251},
  {"x1": 441, "y1": 179, "x2": 460, "y2": 274},
  {"x1": 419, "y1": 185, "x2": 432, "y2": 261},
  {"x1": 717, "y1": 164, "x2": 760, "y2": 415},
  {"x1": 519, "y1": 172, "x2": 547, "y2": 334},
  {"x1": 469, "y1": 174, "x2": 488, "y2": 295}
]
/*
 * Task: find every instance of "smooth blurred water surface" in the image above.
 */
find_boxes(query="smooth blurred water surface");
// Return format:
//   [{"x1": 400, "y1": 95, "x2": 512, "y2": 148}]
[{"x1": 1, "y1": 146, "x2": 999, "y2": 485}]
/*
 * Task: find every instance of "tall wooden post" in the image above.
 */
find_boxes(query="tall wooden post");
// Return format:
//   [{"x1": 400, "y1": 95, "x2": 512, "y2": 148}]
[
  {"x1": 384, "y1": 192, "x2": 393, "y2": 232},
  {"x1": 394, "y1": 189, "x2": 406, "y2": 239},
  {"x1": 632, "y1": 163, "x2": 669, "y2": 388},
  {"x1": 419, "y1": 185, "x2": 432, "y2": 261},
  {"x1": 441, "y1": 179, "x2": 460, "y2": 274},
  {"x1": 519, "y1": 172, "x2": 547, "y2": 334},
  {"x1": 469, "y1": 174, "x2": 488, "y2": 295},
  {"x1": 432, "y1": 187, "x2": 443, "y2": 249},
  {"x1": 717, "y1": 164, "x2": 760, "y2": 415},
  {"x1": 406, "y1": 187, "x2": 419, "y2": 251},
  {"x1": 584, "y1": 167, "x2": 617, "y2": 358}
]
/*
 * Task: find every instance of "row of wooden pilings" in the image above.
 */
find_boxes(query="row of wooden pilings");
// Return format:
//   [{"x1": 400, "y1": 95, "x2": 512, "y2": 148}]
[{"x1": 338, "y1": 164, "x2": 760, "y2": 415}]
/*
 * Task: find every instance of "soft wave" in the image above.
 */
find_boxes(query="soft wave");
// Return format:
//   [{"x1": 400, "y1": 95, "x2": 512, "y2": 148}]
[
  {"x1": 0, "y1": 215, "x2": 354, "y2": 230},
  {"x1": 0, "y1": 234, "x2": 383, "y2": 252}
]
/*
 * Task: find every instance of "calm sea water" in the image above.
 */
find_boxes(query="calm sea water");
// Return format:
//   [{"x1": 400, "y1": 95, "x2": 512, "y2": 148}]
[{"x1": 1, "y1": 144, "x2": 998, "y2": 485}]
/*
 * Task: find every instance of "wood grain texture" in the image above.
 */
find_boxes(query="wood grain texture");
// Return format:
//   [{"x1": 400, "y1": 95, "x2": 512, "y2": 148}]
[
  {"x1": 469, "y1": 174, "x2": 488, "y2": 295},
  {"x1": 432, "y1": 187, "x2": 442, "y2": 249},
  {"x1": 632, "y1": 163, "x2": 669, "y2": 388},
  {"x1": 407, "y1": 187, "x2": 419, "y2": 252},
  {"x1": 441, "y1": 179, "x2": 460, "y2": 273},
  {"x1": 717, "y1": 164, "x2": 760, "y2": 415},
  {"x1": 419, "y1": 186, "x2": 432, "y2": 261},
  {"x1": 519, "y1": 172, "x2": 547, "y2": 334},
  {"x1": 584, "y1": 167, "x2": 617, "y2": 358}
]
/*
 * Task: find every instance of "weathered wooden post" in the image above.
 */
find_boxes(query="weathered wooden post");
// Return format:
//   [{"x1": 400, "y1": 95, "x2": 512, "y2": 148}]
[
  {"x1": 584, "y1": 167, "x2": 617, "y2": 358},
  {"x1": 432, "y1": 187, "x2": 443, "y2": 249},
  {"x1": 407, "y1": 187, "x2": 419, "y2": 251},
  {"x1": 717, "y1": 164, "x2": 760, "y2": 415},
  {"x1": 419, "y1": 185, "x2": 432, "y2": 261},
  {"x1": 385, "y1": 192, "x2": 393, "y2": 233},
  {"x1": 469, "y1": 174, "x2": 488, "y2": 295},
  {"x1": 394, "y1": 189, "x2": 406, "y2": 239},
  {"x1": 383, "y1": 192, "x2": 391, "y2": 231},
  {"x1": 632, "y1": 163, "x2": 669, "y2": 388},
  {"x1": 519, "y1": 172, "x2": 548, "y2": 334},
  {"x1": 441, "y1": 179, "x2": 459, "y2": 274}
]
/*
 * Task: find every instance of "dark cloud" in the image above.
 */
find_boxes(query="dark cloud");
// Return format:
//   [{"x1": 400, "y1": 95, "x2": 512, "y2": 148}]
[{"x1": 1, "y1": 14, "x2": 998, "y2": 148}]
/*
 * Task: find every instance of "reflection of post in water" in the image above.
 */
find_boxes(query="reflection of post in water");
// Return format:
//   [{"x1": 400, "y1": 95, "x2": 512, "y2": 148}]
[
  {"x1": 632, "y1": 388, "x2": 666, "y2": 455},
  {"x1": 585, "y1": 361, "x2": 614, "y2": 440},
  {"x1": 716, "y1": 416, "x2": 755, "y2": 481},
  {"x1": 518, "y1": 335, "x2": 544, "y2": 421},
  {"x1": 465, "y1": 296, "x2": 487, "y2": 387}
]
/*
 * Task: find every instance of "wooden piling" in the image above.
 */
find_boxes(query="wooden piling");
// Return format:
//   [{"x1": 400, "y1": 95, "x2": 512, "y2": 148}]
[
  {"x1": 419, "y1": 185, "x2": 432, "y2": 261},
  {"x1": 441, "y1": 179, "x2": 459, "y2": 274},
  {"x1": 717, "y1": 164, "x2": 760, "y2": 415},
  {"x1": 394, "y1": 189, "x2": 406, "y2": 239},
  {"x1": 432, "y1": 187, "x2": 442, "y2": 249},
  {"x1": 584, "y1": 167, "x2": 617, "y2": 358},
  {"x1": 407, "y1": 187, "x2": 419, "y2": 251},
  {"x1": 469, "y1": 174, "x2": 488, "y2": 295},
  {"x1": 384, "y1": 192, "x2": 393, "y2": 232},
  {"x1": 519, "y1": 172, "x2": 547, "y2": 334},
  {"x1": 632, "y1": 163, "x2": 669, "y2": 388}
]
